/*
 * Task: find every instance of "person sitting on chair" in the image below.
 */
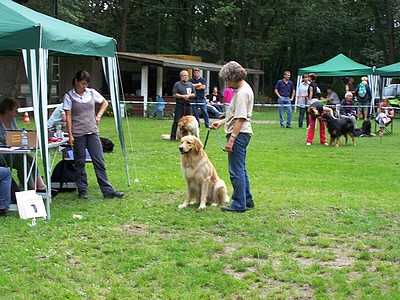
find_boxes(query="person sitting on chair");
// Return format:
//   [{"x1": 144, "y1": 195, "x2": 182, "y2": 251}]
[
  {"x1": 0, "y1": 98, "x2": 47, "y2": 191},
  {"x1": 339, "y1": 92, "x2": 357, "y2": 127},
  {"x1": 375, "y1": 97, "x2": 395, "y2": 136}
]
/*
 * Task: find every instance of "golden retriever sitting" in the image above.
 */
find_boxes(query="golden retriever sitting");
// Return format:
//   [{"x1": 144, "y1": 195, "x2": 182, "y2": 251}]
[
  {"x1": 178, "y1": 135, "x2": 229, "y2": 209},
  {"x1": 176, "y1": 115, "x2": 199, "y2": 140}
]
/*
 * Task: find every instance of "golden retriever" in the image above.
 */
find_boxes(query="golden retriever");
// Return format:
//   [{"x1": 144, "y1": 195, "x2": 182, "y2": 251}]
[
  {"x1": 176, "y1": 115, "x2": 199, "y2": 140},
  {"x1": 178, "y1": 135, "x2": 229, "y2": 209},
  {"x1": 160, "y1": 116, "x2": 199, "y2": 140}
]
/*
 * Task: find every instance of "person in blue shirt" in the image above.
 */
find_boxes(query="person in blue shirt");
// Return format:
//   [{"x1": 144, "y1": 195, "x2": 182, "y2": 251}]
[
  {"x1": 189, "y1": 67, "x2": 210, "y2": 128},
  {"x1": 274, "y1": 71, "x2": 295, "y2": 128},
  {"x1": 47, "y1": 104, "x2": 66, "y2": 129}
]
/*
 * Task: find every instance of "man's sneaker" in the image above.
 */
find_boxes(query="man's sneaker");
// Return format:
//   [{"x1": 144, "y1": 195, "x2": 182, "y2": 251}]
[
  {"x1": 104, "y1": 191, "x2": 124, "y2": 199},
  {"x1": 306, "y1": 142, "x2": 312, "y2": 146},
  {"x1": 78, "y1": 191, "x2": 88, "y2": 199}
]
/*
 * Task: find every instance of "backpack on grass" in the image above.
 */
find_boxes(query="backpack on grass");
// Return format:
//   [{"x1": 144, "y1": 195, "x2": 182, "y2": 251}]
[{"x1": 51, "y1": 160, "x2": 76, "y2": 192}]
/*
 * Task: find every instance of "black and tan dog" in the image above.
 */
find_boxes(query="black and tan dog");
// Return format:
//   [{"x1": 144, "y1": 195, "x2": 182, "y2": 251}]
[{"x1": 321, "y1": 113, "x2": 356, "y2": 147}]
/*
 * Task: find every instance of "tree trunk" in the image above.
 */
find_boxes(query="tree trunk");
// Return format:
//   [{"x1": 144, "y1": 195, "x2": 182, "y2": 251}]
[{"x1": 384, "y1": 0, "x2": 396, "y2": 63}]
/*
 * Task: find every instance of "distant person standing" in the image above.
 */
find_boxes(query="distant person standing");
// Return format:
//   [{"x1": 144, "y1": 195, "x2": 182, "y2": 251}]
[
  {"x1": 223, "y1": 87, "x2": 234, "y2": 113},
  {"x1": 345, "y1": 77, "x2": 355, "y2": 98},
  {"x1": 308, "y1": 73, "x2": 320, "y2": 104},
  {"x1": 297, "y1": 74, "x2": 310, "y2": 128},
  {"x1": 189, "y1": 67, "x2": 210, "y2": 128},
  {"x1": 169, "y1": 70, "x2": 196, "y2": 141},
  {"x1": 274, "y1": 71, "x2": 295, "y2": 128},
  {"x1": 355, "y1": 76, "x2": 372, "y2": 120}
]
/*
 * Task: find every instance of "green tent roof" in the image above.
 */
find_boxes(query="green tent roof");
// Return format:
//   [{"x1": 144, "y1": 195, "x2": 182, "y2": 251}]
[
  {"x1": 0, "y1": 0, "x2": 116, "y2": 57},
  {"x1": 298, "y1": 53, "x2": 374, "y2": 76},
  {"x1": 375, "y1": 62, "x2": 400, "y2": 77}
]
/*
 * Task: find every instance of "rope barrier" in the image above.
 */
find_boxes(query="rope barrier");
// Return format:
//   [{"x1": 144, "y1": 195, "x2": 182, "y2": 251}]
[{"x1": 116, "y1": 100, "x2": 399, "y2": 110}]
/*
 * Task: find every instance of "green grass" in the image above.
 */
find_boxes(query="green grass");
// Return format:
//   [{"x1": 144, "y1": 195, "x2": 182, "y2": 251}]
[{"x1": 1, "y1": 108, "x2": 399, "y2": 299}]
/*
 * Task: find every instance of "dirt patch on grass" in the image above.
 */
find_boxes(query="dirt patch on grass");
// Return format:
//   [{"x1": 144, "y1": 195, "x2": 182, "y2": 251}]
[{"x1": 116, "y1": 223, "x2": 148, "y2": 235}]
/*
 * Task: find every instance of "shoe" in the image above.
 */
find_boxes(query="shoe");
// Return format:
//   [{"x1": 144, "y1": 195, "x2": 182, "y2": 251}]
[
  {"x1": 78, "y1": 191, "x2": 88, "y2": 199},
  {"x1": 0, "y1": 209, "x2": 11, "y2": 217},
  {"x1": 306, "y1": 142, "x2": 312, "y2": 146},
  {"x1": 246, "y1": 201, "x2": 255, "y2": 209},
  {"x1": 323, "y1": 143, "x2": 329, "y2": 146},
  {"x1": 286, "y1": 125, "x2": 292, "y2": 128},
  {"x1": 221, "y1": 206, "x2": 246, "y2": 213},
  {"x1": 170, "y1": 137, "x2": 176, "y2": 141},
  {"x1": 104, "y1": 191, "x2": 124, "y2": 199}
]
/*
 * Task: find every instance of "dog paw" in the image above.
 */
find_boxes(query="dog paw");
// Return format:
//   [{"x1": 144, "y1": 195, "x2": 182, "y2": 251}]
[
  {"x1": 178, "y1": 204, "x2": 187, "y2": 209},
  {"x1": 210, "y1": 203, "x2": 218, "y2": 207},
  {"x1": 198, "y1": 204, "x2": 206, "y2": 209}
]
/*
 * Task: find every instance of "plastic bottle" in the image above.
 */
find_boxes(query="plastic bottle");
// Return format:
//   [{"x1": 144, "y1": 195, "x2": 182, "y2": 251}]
[
  {"x1": 56, "y1": 124, "x2": 63, "y2": 138},
  {"x1": 21, "y1": 128, "x2": 28, "y2": 148}
]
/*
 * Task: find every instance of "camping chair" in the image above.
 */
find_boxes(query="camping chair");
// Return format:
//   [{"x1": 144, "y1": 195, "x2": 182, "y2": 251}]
[{"x1": 374, "y1": 115, "x2": 394, "y2": 135}]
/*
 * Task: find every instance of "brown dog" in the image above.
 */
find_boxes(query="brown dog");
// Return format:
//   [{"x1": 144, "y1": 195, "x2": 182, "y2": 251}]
[
  {"x1": 176, "y1": 115, "x2": 199, "y2": 140},
  {"x1": 178, "y1": 135, "x2": 229, "y2": 209}
]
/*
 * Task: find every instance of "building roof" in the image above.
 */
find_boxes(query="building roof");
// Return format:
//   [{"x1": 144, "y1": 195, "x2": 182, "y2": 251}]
[{"x1": 117, "y1": 52, "x2": 264, "y2": 75}]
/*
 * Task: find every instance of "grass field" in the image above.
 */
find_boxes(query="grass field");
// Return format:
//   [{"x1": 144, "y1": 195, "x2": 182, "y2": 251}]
[{"x1": 0, "y1": 108, "x2": 399, "y2": 299}]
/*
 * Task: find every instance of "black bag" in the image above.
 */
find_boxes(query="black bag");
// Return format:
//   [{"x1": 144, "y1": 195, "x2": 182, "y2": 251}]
[
  {"x1": 51, "y1": 160, "x2": 76, "y2": 192},
  {"x1": 10, "y1": 178, "x2": 20, "y2": 204},
  {"x1": 100, "y1": 137, "x2": 114, "y2": 153}
]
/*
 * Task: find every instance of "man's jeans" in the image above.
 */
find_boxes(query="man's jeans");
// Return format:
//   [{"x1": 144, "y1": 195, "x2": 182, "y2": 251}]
[
  {"x1": 227, "y1": 133, "x2": 253, "y2": 210},
  {"x1": 192, "y1": 97, "x2": 210, "y2": 128},
  {"x1": 278, "y1": 97, "x2": 292, "y2": 127}
]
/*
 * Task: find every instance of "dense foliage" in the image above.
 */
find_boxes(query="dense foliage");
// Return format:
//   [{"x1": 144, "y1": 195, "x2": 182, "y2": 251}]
[{"x1": 22, "y1": 0, "x2": 400, "y2": 96}]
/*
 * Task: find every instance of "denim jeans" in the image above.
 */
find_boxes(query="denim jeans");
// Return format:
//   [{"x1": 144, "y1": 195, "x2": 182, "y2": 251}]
[
  {"x1": 192, "y1": 97, "x2": 210, "y2": 128},
  {"x1": 278, "y1": 97, "x2": 292, "y2": 127},
  {"x1": 0, "y1": 167, "x2": 12, "y2": 210},
  {"x1": 298, "y1": 107, "x2": 309, "y2": 128},
  {"x1": 227, "y1": 133, "x2": 253, "y2": 210}
]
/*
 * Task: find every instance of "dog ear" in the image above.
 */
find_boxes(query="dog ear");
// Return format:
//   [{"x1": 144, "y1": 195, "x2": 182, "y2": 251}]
[{"x1": 194, "y1": 137, "x2": 203, "y2": 152}]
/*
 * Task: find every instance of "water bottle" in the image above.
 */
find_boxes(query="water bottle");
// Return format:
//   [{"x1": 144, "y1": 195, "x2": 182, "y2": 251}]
[
  {"x1": 21, "y1": 128, "x2": 28, "y2": 148},
  {"x1": 56, "y1": 124, "x2": 63, "y2": 138}
]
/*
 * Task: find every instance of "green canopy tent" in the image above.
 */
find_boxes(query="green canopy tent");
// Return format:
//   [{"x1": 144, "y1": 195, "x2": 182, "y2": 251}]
[
  {"x1": 297, "y1": 53, "x2": 376, "y2": 113},
  {"x1": 375, "y1": 62, "x2": 400, "y2": 77},
  {"x1": 0, "y1": 0, "x2": 129, "y2": 218},
  {"x1": 298, "y1": 53, "x2": 374, "y2": 77},
  {"x1": 374, "y1": 62, "x2": 400, "y2": 110}
]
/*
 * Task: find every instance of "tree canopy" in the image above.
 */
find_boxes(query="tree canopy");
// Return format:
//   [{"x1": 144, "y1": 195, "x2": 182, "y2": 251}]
[{"x1": 21, "y1": 0, "x2": 400, "y2": 96}]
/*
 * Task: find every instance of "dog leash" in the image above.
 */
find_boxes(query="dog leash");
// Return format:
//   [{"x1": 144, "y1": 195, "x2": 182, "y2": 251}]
[
  {"x1": 203, "y1": 129, "x2": 226, "y2": 152},
  {"x1": 203, "y1": 130, "x2": 211, "y2": 150}
]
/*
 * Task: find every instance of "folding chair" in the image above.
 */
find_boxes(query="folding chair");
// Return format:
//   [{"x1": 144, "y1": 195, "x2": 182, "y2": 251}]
[{"x1": 374, "y1": 117, "x2": 394, "y2": 135}]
